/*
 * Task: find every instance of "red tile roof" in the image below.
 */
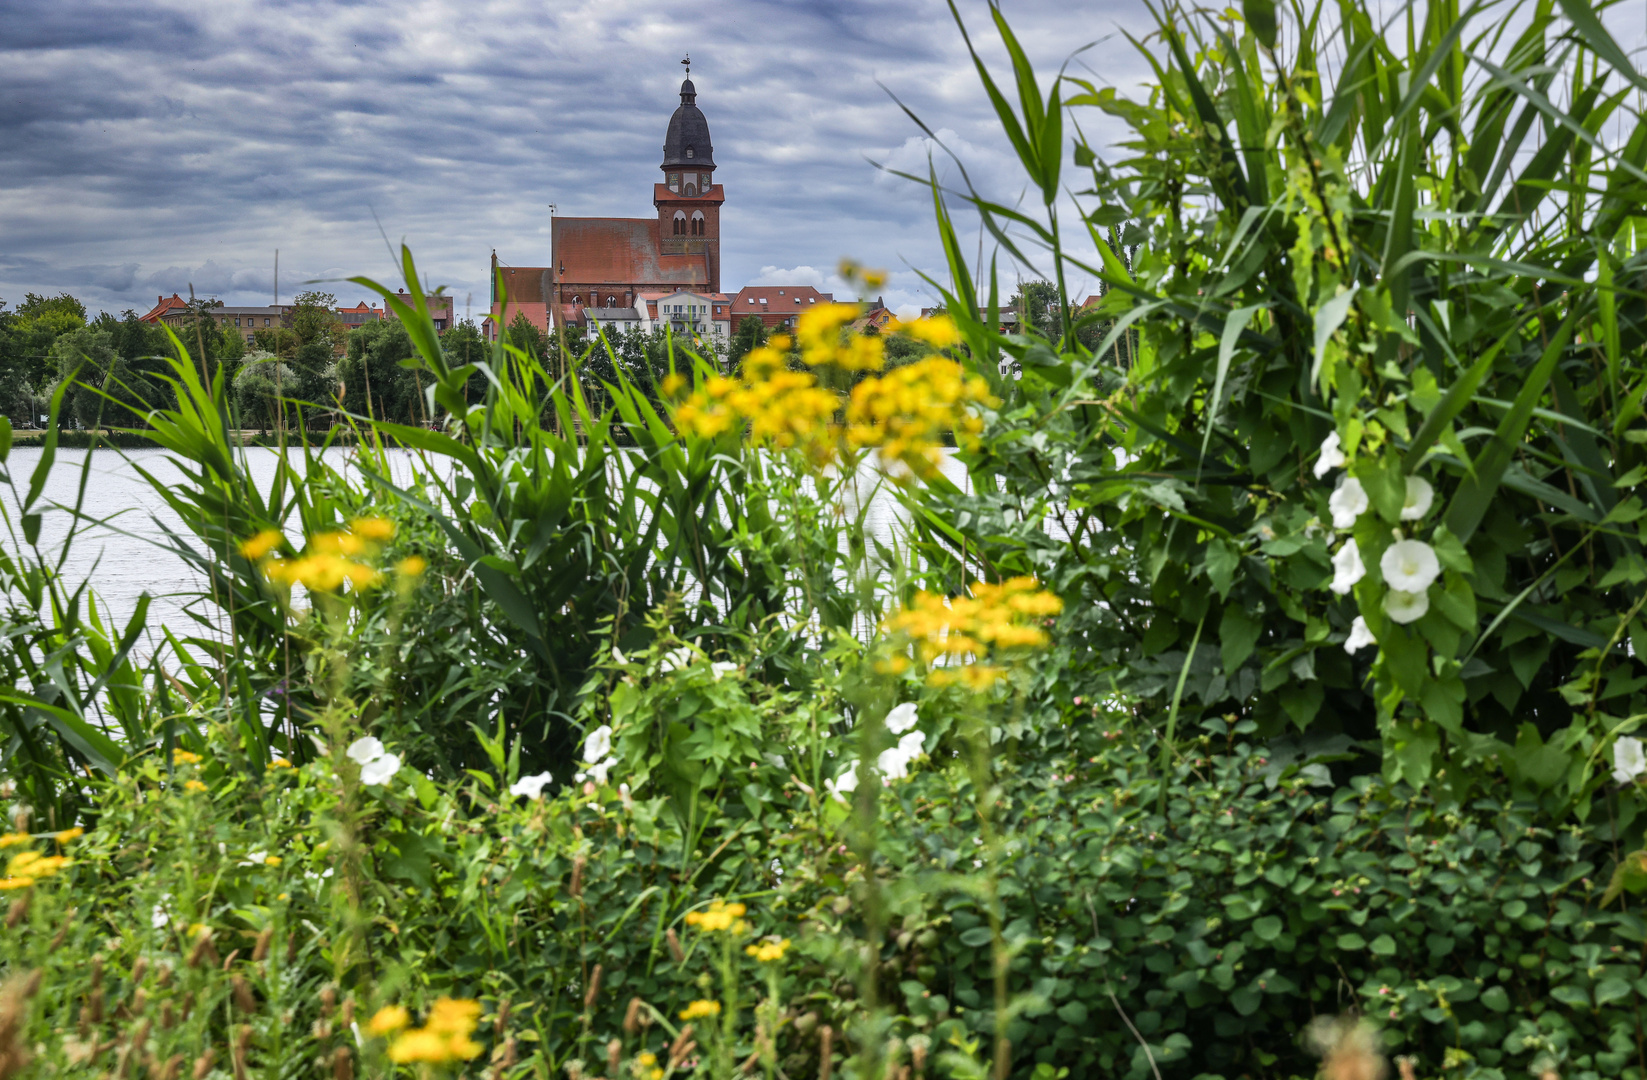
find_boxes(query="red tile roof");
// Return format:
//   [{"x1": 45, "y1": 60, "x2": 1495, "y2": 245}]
[
  {"x1": 141, "y1": 293, "x2": 189, "y2": 323},
  {"x1": 553, "y1": 218, "x2": 709, "y2": 288}
]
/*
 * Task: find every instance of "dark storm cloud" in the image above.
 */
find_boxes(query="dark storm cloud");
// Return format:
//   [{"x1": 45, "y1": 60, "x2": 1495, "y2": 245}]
[{"x1": 0, "y1": 0, "x2": 1156, "y2": 318}]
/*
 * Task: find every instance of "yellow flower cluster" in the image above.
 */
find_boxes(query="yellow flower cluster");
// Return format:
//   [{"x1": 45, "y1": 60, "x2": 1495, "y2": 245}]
[
  {"x1": 798, "y1": 303, "x2": 884, "y2": 371},
  {"x1": 847, "y1": 356, "x2": 995, "y2": 479},
  {"x1": 253, "y1": 517, "x2": 399, "y2": 593},
  {"x1": 54, "y1": 828, "x2": 83, "y2": 845},
  {"x1": 883, "y1": 577, "x2": 1063, "y2": 688},
  {"x1": 679, "y1": 999, "x2": 722, "y2": 1021},
  {"x1": 0, "y1": 834, "x2": 30, "y2": 850},
  {"x1": 172, "y1": 749, "x2": 202, "y2": 766},
  {"x1": 269, "y1": 757, "x2": 294, "y2": 769},
  {"x1": 381, "y1": 997, "x2": 483, "y2": 1064},
  {"x1": 183, "y1": 780, "x2": 208, "y2": 794},
  {"x1": 684, "y1": 899, "x2": 749, "y2": 934},
  {"x1": 636, "y1": 1050, "x2": 664, "y2": 1080},
  {"x1": 745, "y1": 937, "x2": 791, "y2": 963},
  {"x1": 673, "y1": 337, "x2": 841, "y2": 463},
  {"x1": 0, "y1": 850, "x2": 74, "y2": 890}
]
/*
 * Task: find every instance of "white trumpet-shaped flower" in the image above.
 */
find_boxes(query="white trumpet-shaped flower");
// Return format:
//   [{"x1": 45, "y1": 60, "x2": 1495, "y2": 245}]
[
  {"x1": 360, "y1": 753, "x2": 401, "y2": 786},
  {"x1": 1383, "y1": 589, "x2": 1430, "y2": 625},
  {"x1": 884, "y1": 702, "x2": 920, "y2": 735},
  {"x1": 1381, "y1": 539, "x2": 1441, "y2": 594},
  {"x1": 1330, "y1": 539, "x2": 1365, "y2": 595},
  {"x1": 825, "y1": 765, "x2": 859, "y2": 804},
  {"x1": 582, "y1": 725, "x2": 613, "y2": 765},
  {"x1": 1314, "y1": 431, "x2": 1346, "y2": 478},
  {"x1": 509, "y1": 772, "x2": 554, "y2": 800},
  {"x1": 1401, "y1": 476, "x2": 1434, "y2": 521},
  {"x1": 1613, "y1": 737, "x2": 1646, "y2": 785},
  {"x1": 1329, "y1": 476, "x2": 1369, "y2": 529},
  {"x1": 1344, "y1": 616, "x2": 1377, "y2": 655},
  {"x1": 346, "y1": 737, "x2": 385, "y2": 766}
]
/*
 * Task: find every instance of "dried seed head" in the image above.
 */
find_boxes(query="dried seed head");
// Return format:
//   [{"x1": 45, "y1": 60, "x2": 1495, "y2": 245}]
[
  {"x1": 131, "y1": 959, "x2": 148, "y2": 986},
  {"x1": 231, "y1": 976, "x2": 255, "y2": 1014},
  {"x1": 498, "y1": 1037, "x2": 518, "y2": 1069},
  {"x1": 155, "y1": 967, "x2": 172, "y2": 990},
  {"x1": 818, "y1": 1025, "x2": 834, "y2": 1080},
  {"x1": 494, "y1": 998, "x2": 510, "y2": 1037},
  {"x1": 160, "y1": 1002, "x2": 176, "y2": 1031},
  {"x1": 666, "y1": 928, "x2": 684, "y2": 964},
  {"x1": 285, "y1": 934, "x2": 297, "y2": 965},
  {"x1": 669, "y1": 1025, "x2": 695, "y2": 1066},
  {"x1": 340, "y1": 998, "x2": 354, "y2": 1027},
  {"x1": 320, "y1": 985, "x2": 337, "y2": 1016},
  {"x1": 4, "y1": 899, "x2": 25, "y2": 931},
  {"x1": 251, "y1": 928, "x2": 273, "y2": 964},
  {"x1": 583, "y1": 965, "x2": 603, "y2": 1011},
  {"x1": 132, "y1": 988, "x2": 148, "y2": 1014},
  {"x1": 606, "y1": 1038, "x2": 621, "y2": 1076},
  {"x1": 570, "y1": 856, "x2": 585, "y2": 898},
  {"x1": 190, "y1": 1049, "x2": 215, "y2": 1080},
  {"x1": 50, "y1": 909, "x2": 74, "y2": 950},
  {"x1": 623, "y1": 997, "x2": 643, "y2": 1035},
  {"x1": 88, "y1": 988, "x2": 105, "y2": 1024},
  {"x1": 157, "y1": 1052, "x2": 183, "y2": 1080},
  {"x1": 331, "y1": 1047, "x2": 353, "y2": 1080},
  {"x1": 91, "y1": 958, "x2": 104, "y2": 991}
]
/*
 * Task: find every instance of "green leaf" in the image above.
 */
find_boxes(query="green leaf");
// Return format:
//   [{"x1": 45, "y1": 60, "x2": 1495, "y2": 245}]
[
  {"x1": 1221, "y1": 604, "x2": 1261, "y2": 675},
  {"x1": 959, "y1": 927, "x2": 994, "y2": 947},
  {"x1": 1480, "y1": 986, "x2": 1511, "y2": 1012},
  {"x1": 1311, "y1": 286, "x2": 1358, "y2": 390},
  {"x1": 1204, "y1": 539, "x2": 1240, "y2": 599},
  {"x1": 1336, "y1": 932, "x2": 1367, "y2": 950},
  {"x1": 1203, "y1": 304, "x2": 1265, "y2": 466},
  {"x1": 1242, "y1": 0, "x2": 1277, "y2": 47},
  {"x1": 1595, "y1": 977, "x2": 1632, "y2": 1006},
  {"x1": 1253, "y1": 915, "x2": 1283, "y2": 941},
  {"x1": 1369, "y1": 934, "x2": 1397, "y2": 956}
]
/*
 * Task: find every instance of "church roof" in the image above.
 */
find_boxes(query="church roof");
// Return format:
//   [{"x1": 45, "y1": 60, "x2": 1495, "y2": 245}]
[
  {"x1": 553, "y1": 217, "x2": 709, "y2": 288},
  {"x1": 663, "y1": 78, "x2": 714, "y2": 169}
]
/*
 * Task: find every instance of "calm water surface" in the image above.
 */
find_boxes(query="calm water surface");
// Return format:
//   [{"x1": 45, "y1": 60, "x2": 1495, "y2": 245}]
[{"x1": 2, "y1": 447, "x2": 966, "y2": 646}]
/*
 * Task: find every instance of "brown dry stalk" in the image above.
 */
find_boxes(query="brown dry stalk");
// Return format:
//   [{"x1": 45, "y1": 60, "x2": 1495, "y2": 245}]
[
  {"x1": 583, "y1": 965, "x2": 603, "y2": 1011},
  {"x1": 230, "y1": 1025, "x2": 251, "y2": 1080},
  {"x1": 666, "y1": 928, "x2": 684, "y2": 964},
  {"x1": 668, "y1": 1025, "x2": 695, "y2": 1068},
  {"x1": 230, "y1": 976, "x2": 256, "y2": 1014},
  {"x1": 571, "y1": 855, "x2": 586, "y2": 898},
  {"x1": 331, "y1": 1047, "x2": 353, "y2": 1080},
  {"x1": 4, "y1": 899, "x2": 25, "y2": 930},
  {"x1": 251, "y1": 928, "x2": 273, "y2": 963},
  {"x1": 190, "y1": 1048, "x2": 215, "y2": 1080},
  {"x1": 818, "y1": 1025, "x2": 833, "y2": 1080},
  {"x1": 0, "y1": 969, "x2": 42, "y2": 1080}
]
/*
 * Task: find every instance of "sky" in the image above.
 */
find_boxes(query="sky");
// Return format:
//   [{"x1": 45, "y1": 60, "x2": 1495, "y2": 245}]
[
  {"x1": 0, "y1": 0, "x2": 1158, "y2": 322},
  {"x1": 3, "y1": 1, "x2": 1643, "y2": 323}
]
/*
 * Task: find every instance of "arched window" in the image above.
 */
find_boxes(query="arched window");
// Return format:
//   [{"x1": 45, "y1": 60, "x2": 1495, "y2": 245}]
[
  {"x1": 672, "y1": 211, "x2": 687, "y2": 236},
  {"x1": 572, "y1": 295, "x2": 582, "y2": 306},
  {"x1": 691, "y1": 211, "x2": 706, "y2": 237},
  {"x1": 606, "y1": 295, "x2": 616, "y2": 307},
  {"x1": 684, "y1": 182, "x2": 697, "y2": 196}
]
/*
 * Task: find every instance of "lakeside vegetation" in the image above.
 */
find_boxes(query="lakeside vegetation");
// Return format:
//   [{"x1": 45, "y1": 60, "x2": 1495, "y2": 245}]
[{"x1": 2, "y1": 0, "x2": 1646, "y2": 1077}]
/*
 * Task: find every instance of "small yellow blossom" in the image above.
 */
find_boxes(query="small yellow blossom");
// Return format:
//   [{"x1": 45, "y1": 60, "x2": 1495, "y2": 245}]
[
  {"x1": 367, "y1": 1005, "x2": 411, "y2": 1036},
  {"x1": 679, "y1": 999, "x2": 722, "y2": 1021},
  {"x1": 797, "y1": 303, "x2": 880, "y2": 371},
  {"x1": 388, "y1": 1030, "x2": 450, "y2": 1064},
  {"x1": 7, "y1": 852, "x2": 71, "y2": 882},
  {"x1": 385, "y1": 998, "x2": 483, "y2": 1063},
  {"x1": 637, "y1": 1052, "x2": 658, "y2": 1068},
  {"x1": 684, "y1": 900, "x2": 749, "y2": 933},
  {"x1": 745, "y1": 937, "x2": 791, "y2": 963},
  {"x1": 660, "y1": 372, "x2": 687, "y2": 398},
  {"x1": 888, "y1": 314, "x2": 960, "y2": 349},
  {"x1": 269, "y1": 758, "x2": 293, "y2": 769},
  {"x1": 846, "y1": 357, "x2": 997, "y2": 480},
  {"x1": 349, "y1": 517, "x2": 396, "y2": 543},
  {"x1": 424, "y1": 997, "x2": 482, "y2": 1035},
  {"x1": 264, "y1": 856, "x2": 282, "y2": 867},
  {"x1": 0, "y1": 834, "x2": 31, "y2": 849},
  {"x1": 238, "y1": 529, "x2": 285, "y2": 560},
  {"x1": 395, "y1": 556, "x2": 427, "y2": 578},
  {"x1": 883, "y1": 577, "x2": 1061, "y2": 689},
  {"x1": 171, "y1": 749, "x2": 203, "y2": 766},
  {"x1": 183, "y1": 780, "x2": 208, "y2": 793},
  {"x1": 53, "y1": 828, "x2": 84, "y2": 845},
  {"x1": 0, "y1": 878, "x2": 33, "y2": 891}
]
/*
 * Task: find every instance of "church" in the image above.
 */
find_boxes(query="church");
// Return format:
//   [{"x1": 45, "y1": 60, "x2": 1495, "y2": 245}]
[{"x1": 487, "y1": 66, "x2": 732, "y2": 346}]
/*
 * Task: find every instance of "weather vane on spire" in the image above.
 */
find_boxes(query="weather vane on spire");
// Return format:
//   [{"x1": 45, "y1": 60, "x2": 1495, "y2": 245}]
[{"x1": 681, "y1": 54, "x2": 690, "y2": 76}]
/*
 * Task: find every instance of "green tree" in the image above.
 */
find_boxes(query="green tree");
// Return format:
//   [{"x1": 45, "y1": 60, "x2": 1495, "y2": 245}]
[
  {"x1": 232, "y1": 354, "x2": 297, "y2": 433},
  {"x1": 340, "y1": 320, "x2": 419, "y2": 422},
  {"x1": 50, "y1": 327, "x2": 140, "y2": 428},
  {"x1": 1008, "y1": 279, "x2": 1060, "y2": 339},
  {"x1": 287, "y1": 291, "x2": 342, "y2": 407},
  {"x1": 504, "y1": 312, "x2": 548, "y2": 360},
  {"x1": 728, "y1": 314, "x2": 766, "y2": 368},
  {"x1": 441, "y1": 318, "x2": 491, "y2": 408},
  {"x1": 13, "y1": 292, "x2": 87, "y2": 389}
]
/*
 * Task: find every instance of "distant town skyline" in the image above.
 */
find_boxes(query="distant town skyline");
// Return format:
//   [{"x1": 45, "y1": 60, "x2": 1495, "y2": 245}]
[{"x1": 0, "y1": 0, "x2": 1163, "y2": 323}]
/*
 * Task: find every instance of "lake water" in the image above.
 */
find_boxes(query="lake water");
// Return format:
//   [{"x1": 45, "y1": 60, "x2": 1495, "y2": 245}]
[{"x1": 1, "y1": 446, "x2": 968, "y2": 647}]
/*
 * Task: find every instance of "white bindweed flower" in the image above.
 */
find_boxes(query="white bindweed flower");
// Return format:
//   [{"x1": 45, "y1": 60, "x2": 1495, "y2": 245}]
[
  {"x1": 884, "y1": 702, "x2": 920, "y2": 735},
  {"x1": 345, "y1": 737, "x2": 385, "y2": 766},
  {"x1": 1314, "y1": 431, "x2": 1346, "y2": 478},
  {"x1": 1613, "y1": 737, "x2": 1646, "y2": 785},
  {"x1": 586, "y1": 757, "x2": 617, "y2": 785},
  {"x1": 240, "y1": 851, "x2": 268, "y2": 867},
  {"x1": 877, "y1": 731, "x2": 927, "y2": 781},
  {"x1": 1344, "y1": 616, "x2": 1376, "y2": 655},
  {"x1": 611, "y1": 646, "x2": 628, "y2": 665},
  {"x1": 582, "y1": 725, "x2": 613, "y2": 764},
  {"x1": 1329, "y1": 476, "x2": 1369, "y2": 529},
  {"x1": 1330, "y1": 539, "x2": 1365, "y2": 595},
  {"x1": 359, "y1": 753, "x2": 401, "y2": 786},
  {"x1": 1381, "y1": 539, "x2": 1441, "y2": 593},
  {"x1": 710, "y1": 661, "x2": 739, "y2": 679},
  {"x1": 660, "y1": 646, "x2": 694, "y2": 672},
  {"x1": 151, "y1": 896, "x2": 172, "y2": 930},
  {"x1": 1383, "y1": 589, "x2": 1430, "y2": 624},
  {"x1": 1401, "y1": 476, "x2": 1434, "y2": 521},
  {"x1": 508, "y1": 771, "x2": 554, "y2": 800},
  {"x1": 825, "y1": 766, "x2": 859, "y2": 803}
]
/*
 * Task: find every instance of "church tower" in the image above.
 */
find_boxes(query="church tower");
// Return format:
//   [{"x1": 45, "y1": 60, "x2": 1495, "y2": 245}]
[{"x1": 655, "y1": 61, "x2": 723, "y2": 294}]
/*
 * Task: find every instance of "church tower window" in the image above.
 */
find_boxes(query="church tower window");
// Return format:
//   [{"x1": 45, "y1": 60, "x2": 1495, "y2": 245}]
[
  {"x1": 691, "y1": 211, "x2": 705, "y2": 236},
  {"x1": 672, "y1": 211, "x2": 687, "y2": 236}
]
